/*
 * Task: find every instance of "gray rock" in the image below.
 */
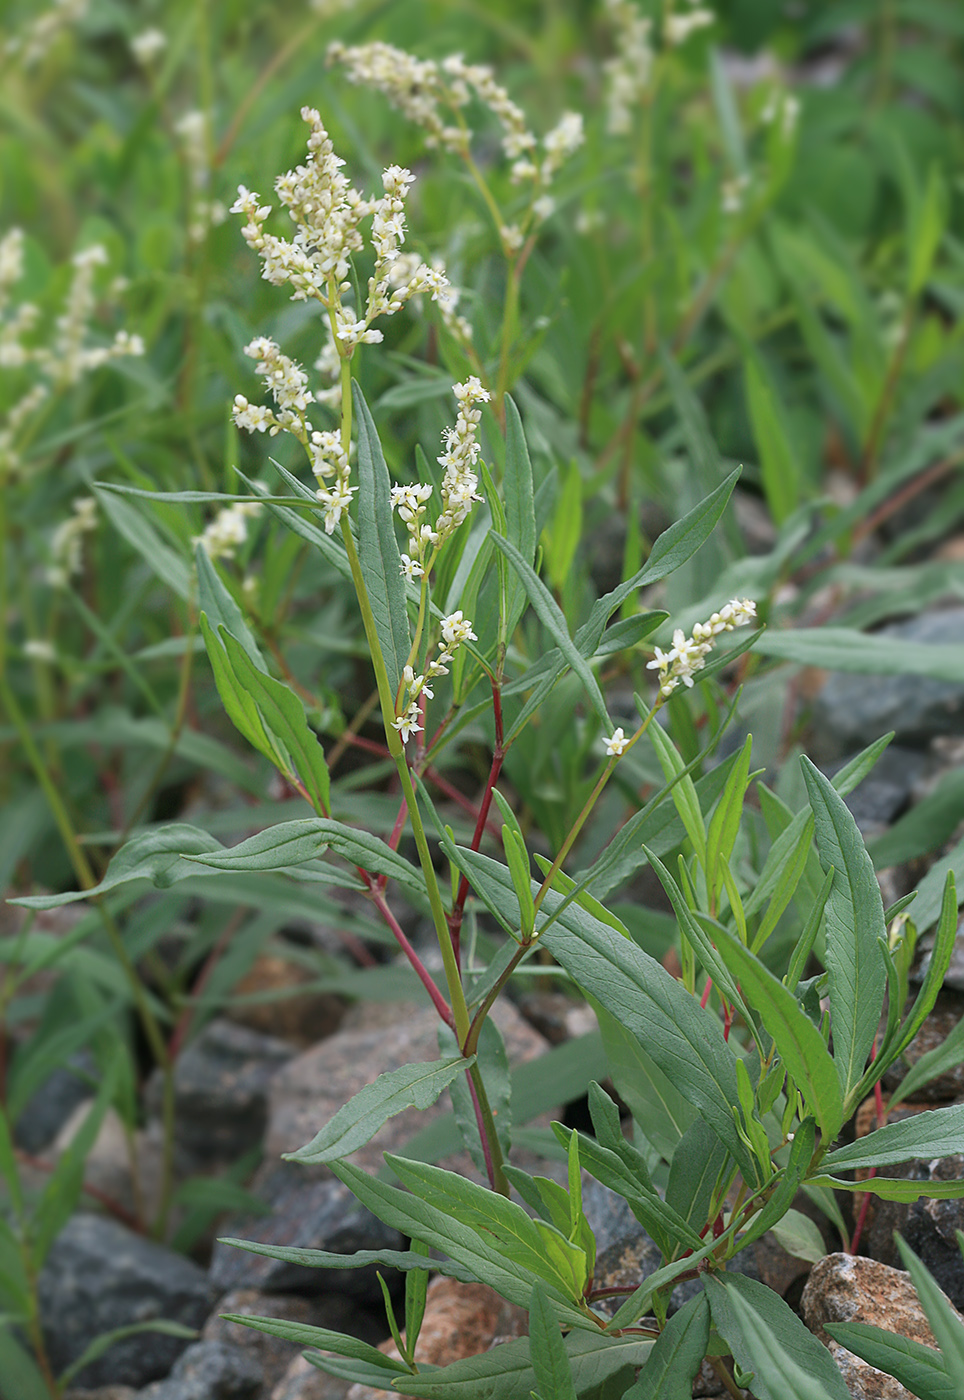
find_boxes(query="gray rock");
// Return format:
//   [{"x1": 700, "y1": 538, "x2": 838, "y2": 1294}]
[
  {"x1": 265, "y1": 1001, "x2": 546, "y2": 1174},
  {"x1": 813, "y1": 608, "x2": 964, "y2": 753},
  {"x1": 39, "y1": 1214, "x2": 212, "y2": 1388},
  {"x1": 204, "y1": 1288, "x2": 384, "y2": 1391},
  {"x1": 209, "y1": 1167, "x2": 402, "y2": 1301},
  {"x1": 271, "y1": 1355, "x2": 350, "y2": 1400},
  {"x1": 136, "y1": 1341, "x2": 261, "y2": 1400},
  {"x1": 866, "y1": 1153, "x2": 964, "y2": 1309},
  {"x1": 826, "y1": 746, "x2": 929, "y2": 836},
  {"x1": 14, "y1": 1050, "x2": 98, "y2": 1152},
  {"x1": 148, "y1": 1019, "x2": 293, "y2": 1169}
]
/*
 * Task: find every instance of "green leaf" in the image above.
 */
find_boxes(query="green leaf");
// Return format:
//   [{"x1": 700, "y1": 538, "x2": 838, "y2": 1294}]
[
  {"x1": 395, "y1": 1330, "x2": 655, "y2": 1398},
  {"x1": 819, "y1": 1177, "x2": 964, "y2": 1201},
  {"x1": 706, "y1": 735, "x2": 753, "y2": 901},
  {"x1": 666, "y1": 1118, "x2": 728, "y2": 1244},
  {"x1": 217, "y1": 630, "x2": 331, "y2": 814},
  {"x1": 890, "y1": 1010, "x2": 964, "y2": 1110},
  {"x1": 823, "y1": 1322, "x2": 954, "y2": 1400},
  {"x1": 881, "y1": 872, "x2": 958, "y2": 1093},
  {"x1": 57, "y1": 1321, "x2": 199, "y2": 1391},
  {"x1": 768, "y1": 1209, "x2": 826, "y2": 1264},
  {"x1": 198, "y1": 615, "x2": 281, "y2": 772},
  {"x1": 645, "y1": 719, "x2": 706, "y2": 864},
  {"x1": 529, "y1": 1284, "x2": 578, "y2": 1400},
  {"x1": 539, "y1": 900, "x2": 761, "y2": 1185},
  {"x1": 895, "y1": 1235, "x2": 964, "y2": 1387},
  {"x1": 712, "y1": 926, "x2": 844, "y2": 1140},
  {"x1": 489, "y1": 532, "x2": 611, "y2": 728},
  {"x1": 594, "y1": 1003, "x2": 696, "y2": 1161},
  {"x1": 186, "y1": 818, "x2": 423, "y2": 895},
  {"x1": 96, "y1": 486, "x2": 191, "y2": 600},
  {"x1": 10, "y1": 824, "x2": 223, "y2": 907},
  {"x1": 745, "y1": 356, "x2": 799, "y2": 524},
  {"x1": 818, "y1": 1103, "x2": 964, "y2": 1174},
  {"x1": 625, "y1": 1293, "x2": 710, "y2": 1400},
  {"x1": 0, "y1": 1330, "x2": 53, "y2": 1400},
  {"x1": 219, "y1": 1312, "x2": 409, "y2": 1372},
  {"x1": 195, "y1": 543, "x2": 265, "y2": 667},
  {"x1": 353, "y1": 380, "x2": 411, "y2": 696},
  {"x1": 704, "y1": 1273, "x2": 852, "y2": 1400},
  {"x1": 756, "y1": 629, "x2": 964, "y2": 682},
  {"x1": 285, "y1": 1058, "x2": 474, "y2": 1165},
  {"x1": 801, "y1": 758, "x2": 886, "y2": 1103},
  {"x1": 217, "y1": 1238, "x2": 475, "y2": 1284},
  {"x1": 542, "y1": 459, "x2": 582, "y2": 592},
  {"x1": 329, "y1": 1160, "x2": 573, "y2": 1311},
  {"x1": 386, "y1": 1155, "x2": 587, "y2": 1301}
]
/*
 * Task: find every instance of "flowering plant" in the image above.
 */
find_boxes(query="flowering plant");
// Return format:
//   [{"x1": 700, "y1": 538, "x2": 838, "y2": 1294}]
[{"x1": 20, "y1": 99, "x2": 964, "y2": 1400}]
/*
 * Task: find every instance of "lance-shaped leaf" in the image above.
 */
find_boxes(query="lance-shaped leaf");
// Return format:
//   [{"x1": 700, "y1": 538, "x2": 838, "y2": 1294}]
[
  {"x1": 489, "y1": 531, "x2": 611, "y2": 728},
  {"x1": 11, "y1": 824, "x2": 223, "y2": 908},
  {"x1": 503, "y1": 396, "x2": 536, "y2": 638},
  {"x1": 186, "y1": 817, "x2": 422, "y2": 895},
  {"x1": 824, "y1": 1323, "x2": 955, "y2": 1400},
  {"x1": 387, "y1": 1155, "x2": 588, "y2": 1301},
  {"x1": 538, "y1": 895, "x2": 761, "y2": 1185},
  {"x1": 330, "y1": 1159, "x2": 576, "y2": 1313},
  {"x1": 529, "y1": 1283, "x2": 579, "y2": 1400},
  {"x1": 816, "y1": 1102, "x2": 964, "y2": 1175},
  {"x1": 712, "y1": 926, "x2": 844, "y2": 1140},
  {"x1": 819, "y1": 1177, "x2": 964, "y2": 1201},
  {"x1": 217, "y1": 629, "x2": 330, "y2": 814},
  {"x1": 801, "y1": 757, "x2": 886, "y2": 1102},
  {"x1": 896, "y1": 1235, "x2": 964, "y2": 1387},
  {"x1": 216, "y1": 1238, "x2": 476, "y2": 1285},
  {"x1": 625, "y1": 1293, "x2": 709, "y2": 1400},
  {"x1": 396, "y1": 1330, "x2": 654, "y2": 1398},
  {"x1": 219, "y1": 1313, "x2": 409, "y2": 1374},
  {"x1": 285, "y1": 1058, "x2": 474, "y2": 1165},
  {"x1": 353, "y1": 381, "x2": 411, "y2": 696},
  {"x1": 705, "y1": 1273, "x2": 852, "y2": 1400}
]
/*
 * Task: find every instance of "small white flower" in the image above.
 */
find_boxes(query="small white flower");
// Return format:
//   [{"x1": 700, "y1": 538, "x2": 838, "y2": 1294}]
[
  {"x1": 604, "y1": 728, "x2": 630, "y2": 757},
  {"x1": 440, "y1": 610, "x2": 477, "y2": 647},
  {"x1": 130, "y1": 28, "x2": 166, "y2": 65},
  {"x1": 392, "y1": 701, "x2": 422, "y2": 743},
  {"x1": 24, "y1": 638, "x2": 56, "y2": 662},
  {"x1": 399, "y1": 552, "x2": 424, "y2": 578}
]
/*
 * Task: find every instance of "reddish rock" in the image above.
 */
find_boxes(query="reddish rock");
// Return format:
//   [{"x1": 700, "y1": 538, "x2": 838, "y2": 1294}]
[
  {"x1": 342, "y1": 1276, "x2": 527, "y2": 1400},
  {"x1": 802, "y1": 1253, "x2": 950, "y2": 1400}
]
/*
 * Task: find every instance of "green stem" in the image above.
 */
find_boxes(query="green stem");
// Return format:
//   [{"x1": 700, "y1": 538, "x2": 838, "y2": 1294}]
[
  {"x1": 532, "y1": 702, "x2": 662, "y2": 916},
  {"x1": 468, "y1": 1060, "x2": 510, "y2": 1196},
  {"x1": 339, "y1": 520, "x2": 470, "y2": 1047},
  {"x1": 0, "y1": 675, "x2": 177, "y2": 1236}
]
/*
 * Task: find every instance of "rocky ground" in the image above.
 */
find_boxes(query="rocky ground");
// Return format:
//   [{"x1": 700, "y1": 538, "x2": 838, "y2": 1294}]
[{"x1": 20, "y1": 606, "x2": 964, "y2": 1400}]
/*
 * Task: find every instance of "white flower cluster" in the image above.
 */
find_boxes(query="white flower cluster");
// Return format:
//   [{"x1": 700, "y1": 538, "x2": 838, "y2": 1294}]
[
  {"x1": 391, "y1": 377, "x2": 488, "y2": 579},
  {"x1": 5, "y1": 0, "x2": 87, "y2": 68},
  {"x1": 647, "y1": 599, "x2": 756, "y2": 698},
  {"x1": 194, "y1": 501, "x2": 263, "y2": 562},
  {"x1": 721, "y1": 172, "x2": 750, "y2": 216},
  {"x1": 130, "y1": 28, "x2": 166, "y2": 66},
  {"x1": 0, "y1": 230, "x2": 143, "y2": 478},
  {"x1": 47, "y1": 496, "x2": 97, "y2": 587},
  {"x1": 392, "y1": 611, "x2": 478, "y2": 743},
  {"x1": 664, "y1": 5, "x2": 715, "y2": 47},
  {"x1": 327, "y1": 41, "x2": 584, "y2": 240},
  {"x1": 175, "y1": 110, "x2": 226, "y2": 244},
  {"x1": 602, "y1": 0, "x2": 653, "y2": 135},
  {"x1": 231, "y1": 109, "x2": 456, "y2": 412}
]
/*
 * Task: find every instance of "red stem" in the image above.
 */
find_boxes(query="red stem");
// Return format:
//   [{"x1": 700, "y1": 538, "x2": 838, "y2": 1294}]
[{"x1": 368, "y1": 885, "x2": 454, "y2": 1030}]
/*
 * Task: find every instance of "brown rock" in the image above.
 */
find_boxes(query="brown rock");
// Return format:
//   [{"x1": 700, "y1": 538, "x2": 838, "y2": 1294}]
[
  {"x1": 271, "y1": 1354, "x2": 350, "y2": 1400},
  {"x1": 343, "y1": 1276, "x2": 527, "y2": 1400},
  {"x1": 228, "y1": 955, "x2": 346, "y2": 1048},
  {"x1": 265, "y1": 1001, "x2": 548, "y2": 1174},
  {"x1": 802, "y1": 1253, "x2": 949, "y2": 1400}
]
